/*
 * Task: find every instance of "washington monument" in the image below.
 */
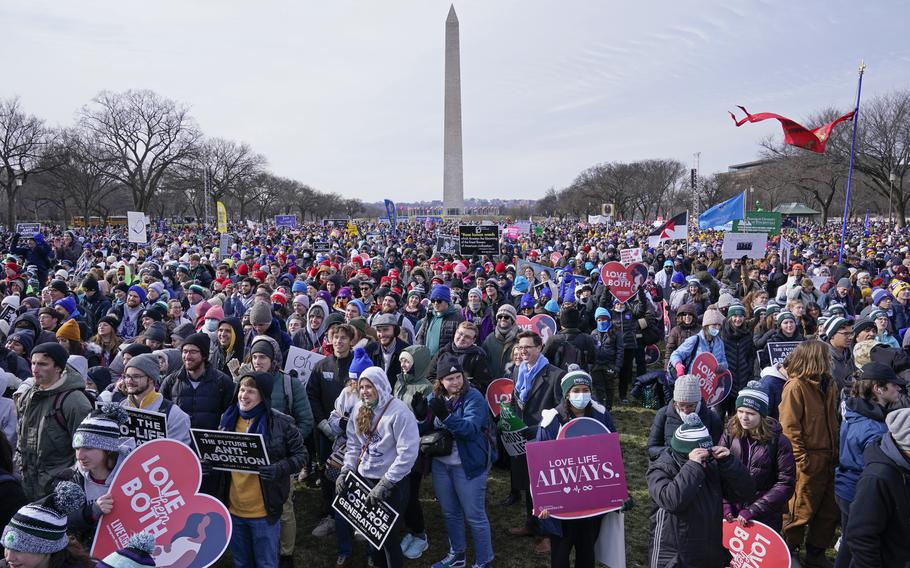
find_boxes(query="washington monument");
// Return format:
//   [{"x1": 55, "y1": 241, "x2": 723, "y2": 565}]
[{"x1": 443, "y1": 4, "x2": 464, "y2": 215}]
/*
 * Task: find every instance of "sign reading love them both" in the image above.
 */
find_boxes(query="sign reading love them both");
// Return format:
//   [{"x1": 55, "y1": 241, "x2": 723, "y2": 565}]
[
  {"x1": 526, "y1": 431, "x2": 628, "y2": 520},
  {"x1": 599, "y1": 261, "x2": 648, "y2": 303},
  {"x1": 723, "y1": 519, "x2": 791, "y2": 568},
  {"x1": 485, "y1": 378, "x2": 513, "y2": 418},
  {"x1": 91, "y1": 439, "x2": 231, "y2": 567},
  {"x1": 515, "y1": 314, "x2": 557, "y2": 343},
  {"x1": 691, "y1": 352, "x2": 733, "y2": 407}
]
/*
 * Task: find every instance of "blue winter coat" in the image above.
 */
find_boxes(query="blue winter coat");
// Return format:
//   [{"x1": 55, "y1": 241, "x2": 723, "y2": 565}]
[
  {"x1": 430, "y1": 387, "x2": 495, "y2": 480},
  {"x1": 835, "y1": 397, "x2": 889, "y2": 503},
  {"x1": 669, "y1": 331, "x2": 728, "y2": 374},
  {"x1": 759, "y1": 366, "x2": 788, "y2": 421}
]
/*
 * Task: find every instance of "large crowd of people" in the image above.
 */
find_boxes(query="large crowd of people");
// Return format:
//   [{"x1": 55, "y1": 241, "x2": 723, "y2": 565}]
[{"x1": 1, "y1": 217, "x2": 909, "y2": 568}]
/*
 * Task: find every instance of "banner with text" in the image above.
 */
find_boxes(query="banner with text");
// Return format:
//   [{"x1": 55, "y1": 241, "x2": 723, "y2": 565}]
[
  {"x1": 458, "y1": 225, "x2": 500, "y2": 256},
  {"x1": 190, "y1": 429, "x2": 270, "y2": 474}
]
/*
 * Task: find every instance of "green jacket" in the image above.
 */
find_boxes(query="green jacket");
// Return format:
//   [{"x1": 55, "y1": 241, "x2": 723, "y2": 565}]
[
  {"x1": 15, "y1": 369, "x2": 93, "y2": 500},
  {"x1": 482, "y1": 327, "x2": 519, "y2": 379},
  {"x1": 394, "y1": 345, "x2": 433, "y2": 409}
]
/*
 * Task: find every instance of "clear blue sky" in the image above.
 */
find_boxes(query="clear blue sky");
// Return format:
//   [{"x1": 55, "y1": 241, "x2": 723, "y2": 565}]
[{"x1": 3, "y1": 1, "x2": 907, "y2": 202}]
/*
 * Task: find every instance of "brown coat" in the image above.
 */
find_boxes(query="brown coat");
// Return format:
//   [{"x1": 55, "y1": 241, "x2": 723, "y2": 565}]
[{"x1": 778, "y1": 374, "x2": 840, "y2": 464}]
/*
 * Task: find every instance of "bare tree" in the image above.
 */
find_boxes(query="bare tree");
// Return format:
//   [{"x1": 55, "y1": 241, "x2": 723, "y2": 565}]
[
  {"x1": 0, "y1": 97, "x2": 57, "y2": 228},
  {"x1": 78, "y1": 90, "x2": 200, "y2": 212}
]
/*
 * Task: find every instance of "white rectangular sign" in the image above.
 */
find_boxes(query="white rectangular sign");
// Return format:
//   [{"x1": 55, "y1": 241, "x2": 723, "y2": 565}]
[
  {"x1": 127, "y1": 211, "x2": 147, "y2": 243},
  {"x1": 721, "y1": 232, "x2": 767, "y2": 260},
  {"x1": 619, "y1": 248, "x2": 642, "y2": 265},
  {"x1": 284, "y1": 346, "x2": 326, "y2": 386}
]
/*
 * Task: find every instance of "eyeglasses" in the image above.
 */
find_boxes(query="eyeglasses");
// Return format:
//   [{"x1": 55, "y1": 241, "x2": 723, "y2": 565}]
[
  {"x1": 123, "y1": 373, "x2": 148, "y2": 381},
  {"x1": 182, "y1": 348, "x2": 201, "y2": 355},
  {"x1": 496, "y1": 315, "x2": 513, "y2": 320},
  {"x1": 516, "y1": 344, "x2": 538, "y2": 351}
]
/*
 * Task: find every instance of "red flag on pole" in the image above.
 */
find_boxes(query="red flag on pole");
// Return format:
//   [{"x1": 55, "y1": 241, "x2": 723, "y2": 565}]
[{"x1": 729, "y1": 106, "x2": 855, "y2": 153}]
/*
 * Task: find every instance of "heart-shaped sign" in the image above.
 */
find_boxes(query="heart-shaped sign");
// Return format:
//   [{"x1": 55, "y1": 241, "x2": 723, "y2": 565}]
[
  {"x1": 91, "y1": 439, "x2": 231, "y2": 567},
  {"x1": 691, "y1": 352, "x2": 723, "y2": 403},
  {"x1": 485, "y1": 378, "x2": 514, "y2": 417},
  {"x1": 516, "y1": 314, "x2": 558, "y2": 343},
  {"x1": 723, "y1": 520, "x2": 792, "y2": 568},
  {"x1": 706, "y1": 370, "x2": 733, "y2": 407},
  {"x1": 644, "y1": 344, "x2": 661, "y2": 366},
  {"x1": 599, "y1": 261, "x2": 648, "y2": 303}
]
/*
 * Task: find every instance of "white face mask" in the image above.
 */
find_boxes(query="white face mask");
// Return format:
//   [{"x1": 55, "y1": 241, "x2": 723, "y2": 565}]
[
  {"x1": 568, "y1": 392, "x2": 591, "y2": 409},
  {"x1": 205, "y1": 319, "x2": 218, "y2": 332}
]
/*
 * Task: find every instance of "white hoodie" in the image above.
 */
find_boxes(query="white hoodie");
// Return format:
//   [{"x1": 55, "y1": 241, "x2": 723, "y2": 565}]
[{"x1": 343, "y1": 366, "x2": 418, "y2": 483}]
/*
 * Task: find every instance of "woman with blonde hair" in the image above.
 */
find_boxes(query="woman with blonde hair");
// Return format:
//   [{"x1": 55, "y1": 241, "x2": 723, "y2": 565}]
[{"x1": 778, "y1": 340, "x2": 840, "y2": 567}]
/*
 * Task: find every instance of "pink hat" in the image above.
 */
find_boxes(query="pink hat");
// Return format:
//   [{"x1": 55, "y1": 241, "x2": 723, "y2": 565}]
[{"x1": 205, "y1": 305, "x2": 225, "y2": 321}]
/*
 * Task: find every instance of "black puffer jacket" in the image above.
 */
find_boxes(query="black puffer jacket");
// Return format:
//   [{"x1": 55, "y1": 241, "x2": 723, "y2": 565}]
[
  {"x1": 647, "y1": 449, "x2": 755, "y2": 568},
  {"x1": 160, "y1": 364, "x2": 234, "y2": 430},
  {"x1": 755, "y1": 328, "x2": 804, "y2": 368},
  {"x1": 647, "y1": 402, "x2": 724, "y2": 460},
  {"x1": 721, "y1": 320, "x2": 756, "y2": 392}
]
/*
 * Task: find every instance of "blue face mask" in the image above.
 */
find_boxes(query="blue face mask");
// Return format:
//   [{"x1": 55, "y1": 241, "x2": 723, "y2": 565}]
[
  {"x1": 596, "y1": 319, "x2": 612, "y2": 332},
  {"x1": 568, "y1": 392, "x2": 591, "y2": 409},
  {"x1": 708, "y1": 327, "x2": 720, "y2": 337}
]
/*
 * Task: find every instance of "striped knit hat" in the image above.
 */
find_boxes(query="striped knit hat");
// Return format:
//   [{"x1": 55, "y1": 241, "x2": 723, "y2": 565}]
[
  {"x1": 72, "y1": 404, "x2": 128, "y2": 452},
  {"x1": 671, "y1": 413, "x2": 714, "y2": 455},
  {"x1": 96, "y1": 531, "x2": 156, "y2": 568},
  {"x1": 2, "y1": 482, "x2": 85, "y2": 553},
  {"x1": 822, "y1": 316, "x2": 849, "y2": 340},
  {"x1": 776, "y1": 311, "x2": 796, "y2": 325},
  {"x1": 735, "y1": 380, "x2": 770, "y2": 417},
  {"x1": 560, "y1": 365, "x2": 593, "y2": 398}
]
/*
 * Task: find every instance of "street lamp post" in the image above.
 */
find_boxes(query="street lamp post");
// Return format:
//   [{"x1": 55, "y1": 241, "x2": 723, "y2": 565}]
[{"x1": 889, "y1": 171, "x2": 897, "y2": 224}]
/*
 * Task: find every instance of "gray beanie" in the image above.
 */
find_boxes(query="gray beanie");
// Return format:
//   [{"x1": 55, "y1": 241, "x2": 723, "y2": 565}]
[
  {"x1": 673, "y1": 374, "x2": 701, "y2": 404},
  {"x1": 125, "y1": 353, "x2": 161, "y2": 384},
  {"x1": 496, "y1": 303, "x2": 517, "y2": 321},
  {"x1": 73, "y1": 404, "x2": 128, "y2": 452},
  {"x1": 2, "y1": 482, "x2": 85, "y2": 554},
  {"x1": 249, "y1": 301, "x2": 273, "y2": 326},
  {"x1": 886, "y1": 407, "x2": 910, "y2": 451}
]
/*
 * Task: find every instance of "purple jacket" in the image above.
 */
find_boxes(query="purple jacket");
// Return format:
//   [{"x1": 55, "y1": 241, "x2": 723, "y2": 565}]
[{"x1": 719, "y1": 419, "x2": 796, "y2": 525}]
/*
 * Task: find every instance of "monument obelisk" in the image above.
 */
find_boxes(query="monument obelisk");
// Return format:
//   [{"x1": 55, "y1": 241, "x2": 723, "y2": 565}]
[{"x1": 443, "y1": 4, "x2": 464, "y2": 216}]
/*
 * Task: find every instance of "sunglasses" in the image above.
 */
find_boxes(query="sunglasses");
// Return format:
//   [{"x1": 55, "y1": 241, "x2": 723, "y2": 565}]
[
  {"x1": 431, "y1": 298, "x2": 446, "y2": 303},
  {"x1": 496, "y1": 314, "x2": 513, "y2": 320}
]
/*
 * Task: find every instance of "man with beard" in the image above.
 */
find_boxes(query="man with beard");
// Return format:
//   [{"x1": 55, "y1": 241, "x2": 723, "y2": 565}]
[
  {"x1": 160, "y1": 333, "x2": 234, "y2": 431},
  {"x1": 365, "y1": 313, "x2": 410, "y2": 388},
  {"x1": 119, "y1": 353, "x2": 191, "y2": 445},
  {"x1": 109, "y1": 285, "x2": 146, "y2": 341},
  {"x1": 482, "y1": 304, "x2": 520, "y2": 379},
  {"x1": 424, "y1": 321, "x2": 492, "y2": 392}
]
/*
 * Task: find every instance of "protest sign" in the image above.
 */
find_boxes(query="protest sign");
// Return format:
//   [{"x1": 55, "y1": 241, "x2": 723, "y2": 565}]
[
  {"x1": 550, "y1": 251, "x2": 563, "y2": 265},
  {"x1": 721, "y1": 233, "x2": 767, "y2": 260},
  {"x1": 0, "y1": 304, "x2": 18, "y2": 327},
  {"x1": 599, "y1": 262, "x2": 648, "y2": 303},
  {"x1": 557, "y1": 417, "x2": 611, "y2": 438},
  {"x1": 485, "y1": 378, "x2": 513, "y2": 417},
  {"x1": 705, "y1": 371, "x2": 733, "y2": 408},
  {"x1": 91, "y1": 439, "x2": 231, "y2": 566},
  {"x1": 434, "y1": 234, "x2": 459, "y2": 255},
  {"x1": 332, "y1": 471, "x2": 400, "y2": 550},
  {"x1": 457, "y1": 225, "x2": 500, "y2": 256},
  {"x1": 505, "y1": 225, "x2": 519, "y2": 239},
  {"x1": 97, "y1": 403, "x2": 167, "y2": 446},
  {"x1": 526, "y1": 433, "x2": 628, "y2": 520},
  {"x1": 498, "y1": 404, "x2": 528, "y2": 457},
  {"x1": 691, "y1": 352, "x2": 732, "y2": 406},
  {"x1": 732, "y1": 211, "x2": 782, "y2": 235},
  {"x1": 313, "y1": 240, "x2": 330, "y2": 253},
  {"x1": 190, "y1": 429, "x2": 270, "y2": 474},
  {"x1": 275, "y1": 214, "x2": 297, "y2": 228},
  {"x1": 284, "y1": 346, "x2": 326, "y2": 387},
  {"x1": 218, "y1": 233, "x2": 232, "y2": 260},
  {"x1": 516, "y1": 314, "x2": 557, "y2": 343},
  {"x1": 127, "y1": 211, "x2": 147, "y2": 244},
  {"x1": 723, "y1": 520, "x2": 791, "y2": 568},
  {"x1": 619, "y1": 248, "x2": 643, "y2": 265},
  {"x1": 15, "y1": 222, "x2": 40, "y2": 234},
  {"x1": 516, "y1": 220, "x2": 531, "y2": 235},
  {"x1": 767, "y1": 341, "x2": 800, "y2": 366}
]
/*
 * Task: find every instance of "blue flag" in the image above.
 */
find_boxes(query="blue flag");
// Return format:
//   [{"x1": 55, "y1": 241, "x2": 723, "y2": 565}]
[
  {"x1": 698, "y1": 191, "x2": 746, "y2": 229},
  {"x1": 863, "y1": 209, "x2": 870, "y2": 237},
  {"x1": 383, "y1": 199, "x2": 398, "y2": 235}
]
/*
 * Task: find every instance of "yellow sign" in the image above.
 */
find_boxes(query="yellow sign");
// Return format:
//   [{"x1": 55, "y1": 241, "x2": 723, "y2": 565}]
[
  {"x1": 216, "y1": 201, "x2": 228, "y2": 233},
  {"x1": 346, "y1": 221, "x2": 359, "y2": 237}
]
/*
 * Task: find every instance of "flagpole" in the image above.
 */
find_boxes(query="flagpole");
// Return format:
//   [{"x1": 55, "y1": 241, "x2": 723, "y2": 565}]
[
  {"x1": 686, "y1": 209, "x2": 691, "y2": 250},
  {"x1": 838, "y1": 60, "x2": 866, "y2": 264}
]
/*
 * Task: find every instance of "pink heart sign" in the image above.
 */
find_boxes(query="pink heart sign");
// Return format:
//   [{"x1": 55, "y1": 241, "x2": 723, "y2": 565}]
[
  {"x1": 91, "y1": 438, "x2": 231, "y2": 567},
  {"x1": 691, "y1": 352, "x2": 732, "y2": 405},
  {"x1": 599, "y1": 261, "x2": 648, "y2": 303},
  {"x1": 516, "y1": 314, "x2": 558, "y2": 343}
]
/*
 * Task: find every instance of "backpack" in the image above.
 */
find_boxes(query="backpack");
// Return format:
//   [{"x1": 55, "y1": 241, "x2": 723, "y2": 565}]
[
  {"x1": 52, "y1": 389, "x2": 92, "y2": 431},
  {"x1": 544, "y1": 335, "x2": 583, "y2": 371}
]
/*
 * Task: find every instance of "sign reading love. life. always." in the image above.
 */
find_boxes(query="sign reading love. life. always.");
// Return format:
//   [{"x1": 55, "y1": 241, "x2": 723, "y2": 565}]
[
  {"x1": 599, "y1": 262, "x2": 648, "y2": 303},
  {"x1": 691, "y1": 352, "x2": 733, "y2": 407},
  {"x1": 516, "y1": 314, "x2": 557, "y2": 343}
]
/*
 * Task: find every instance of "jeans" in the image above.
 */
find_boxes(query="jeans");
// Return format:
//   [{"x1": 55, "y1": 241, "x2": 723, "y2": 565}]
[
  {"x1": 230, "y1": 515, "x2": 280, "y2": 568},
  {"x1": 334, "y1": 510, "x2": 354, "y2": 556},
  {"x1": 432, "y1": 461, "x2": 494, "y2": 565},
  {"x1": 834, "y1": 496, "x2": 852, "y2": 568}
]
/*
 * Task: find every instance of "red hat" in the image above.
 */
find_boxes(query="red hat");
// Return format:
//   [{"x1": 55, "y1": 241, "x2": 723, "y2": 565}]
[
  {"x1": 528, "y1": 250, "x2": 539, "y2": 258},
  {"x1": 351, "y1": 256, "x2": 363, "y2": 266},
  {"x1": 359, "y1": 267, "x2": 372, "y2": 278},
  {"x1": 495, "y1": 262, "x2": 506, "y2": 274},
  {"x1": 380, "y1": 276, "x2": 391, "y2": 286},
  {"x1": 271, "y1": 292, "x2": 287, "y2": 306},
  {"x1": 443, "y1": 263, "x2": 453, "y2": 272},
  {"x1": 252, "y1": 263, "x2": 261, "y2": 271},
  {"x1": 388, "y1": 269, "x2": 400, "y2": 279},
  {"x1": 236, "y1": 263, "x2": 249, "y2": 276},
  {"x1": 431, "y1": 275, "x2": 444, "y2": 284},
  {"x1": 403, "y1": 259, "x2": 414, "y2": 267},
  {"x1": 252, "y1": 270, "x2": 267, "y2": 283}
]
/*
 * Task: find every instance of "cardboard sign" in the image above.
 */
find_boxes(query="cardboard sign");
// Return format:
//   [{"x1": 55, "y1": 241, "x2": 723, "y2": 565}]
[
  {"x1": 91, "y1": 439, "x2": 232, "y2": 566},
  {"x1": 284, "y1": 346, "x2": 326, "y2": 387},
  {"x1": 190, "y1": 429, "x2": 270, "y2": 474},
  {"x1": 275, "y1": 215, "x2": 297, "y2": 228},
  {"x1": 723, "y1": 520, "x2": 791, "y2": 568},
  {"x1": 485, "y1": 378, "x2": 513, "y2": 417},
  {"x1": 127, "y1": 211, "x2": 147, "y2": 244},
  {"x1": 332, "y1": 471, "x2": 400, "y2": 550},
  {"x1": 619, "y1": 248, "x2": 642, "y2": 265},
  {"x1": 767, "y1": 342, "x2": 800, "y2": 367},
  {"x1": 526, "y1": 433, "x2": 628, "y2": 520},
  {"x1": 15, "y1": 222, "x2": 40, "y2": 235},
  {"x1": 97, "y1": 403, "x2": 167, "y2": 446},
  {"x1": 557, "y1": 417, "x2": 611, "y2": 438},
  {"x1": 434, "y1": 234, "x2": 459, "y2": 255},
  {"x1": 515, "y1": 314, "x2": 557, "y2": 343},
  {"x1": 498, "y1": 404, "x2": 528, "y2": 457},
  {"x1": 599, "y1": 262, "x2": 648, "y2": 303},
  {"x1": 218, "y1": 233, "x2": 232, "y2": 261},
  {"x1": 457, "y1": 225, "x2": 500, "y2": 256},
  {"x1": 721, "y1": 233, "x2": 768, "y2": 260}
]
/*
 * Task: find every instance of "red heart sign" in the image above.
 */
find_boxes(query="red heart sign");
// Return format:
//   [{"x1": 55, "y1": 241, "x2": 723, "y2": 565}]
[
  {"x1": 516, "y1": 314, "x2": 558, "y2": 343},
  {"x1": 723, "y1": 520, "x2": 792, "y2": 568},
  {"x1": 485, "y1": 378, "x2": 514, "y2": 417},
  {"x1": 691, "y1": 352, "x2": 724, "y2": 403},
  {"x1": 91, "y1": 439, "x2": 231, "y2": 567},
  {"x1": 599, "y1": 261, "x2": 648, "y2": 303}
]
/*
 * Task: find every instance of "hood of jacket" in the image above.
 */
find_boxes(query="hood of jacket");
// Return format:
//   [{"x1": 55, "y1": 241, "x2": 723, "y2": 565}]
[
  {"x1": 306, "y1": 299, "x2": 330, "y2": 338},
  {"x1": 760, "y1": 364, "x2": 787, "y2": 382},
  {"x1": 155, "y1": 348, "x2": 183, "y2": 375},
  {"x1": 403, "y1": 344, "x2": 431, "y2": 380},
  {"x1": 250, "y1": 334, "x2": 284, "y2": 371},
  {"x1": 12, "y1": 312, "x2": 41, "y2": 336},
  {"x1": 877, "y1": 433, "x2": 910, "y2": 474},
  {"x1": 844, "y1": 397, "x2": 887, "y2": 424},
  {"x1": 359, "y1": 366, "x2": 392, "y2": 406}
]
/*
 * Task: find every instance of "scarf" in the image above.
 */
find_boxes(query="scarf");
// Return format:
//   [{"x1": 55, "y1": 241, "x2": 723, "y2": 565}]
[
  {"x1": 131, "y1": 390, "x2": 162, "y2": 410},
  {"x1": 515, "y1": 354, "x2": 549, "y2": 403},
  {"x1": 219, "y1": 402, "x2": 268, "y2": 436},
  {"x1": 494, "y1": 324, "x2": 518, "y2": 343}
]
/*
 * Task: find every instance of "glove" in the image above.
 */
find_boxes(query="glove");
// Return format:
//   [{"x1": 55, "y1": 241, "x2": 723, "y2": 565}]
[
  {"x1": 258, "y1": 463, "x2": 282, "y2": 482},
  {"x1": 621, "y1": 496, "x2": 635, "y2": 512},
  {"x1": 227, "y1": 359, "x2": 241, "y2": 381},
  {"x1": 368, "y1": 478, "x2": 394, "y2": 505},
  {"x1": 674, "y1": 363, "x2": 686, "y2": 377},
  {"x1": 200, "y1": 459, "x2": 214, "y2": 476},
  {"x1": 318, "y1": 420, "x2": 337, "y2": 441},
  {"x1": 339, "y1": 416, "x2": 349, "y2": 435},
  {"x1": 429, "y1": 396, "x2": 449, "y2": 421},
  {"x1": 335, "y1": 468, "x2": 352, "y2": 495},
  {"x1": 412, "y1": 393, "x2": 428, "y2": 421}
]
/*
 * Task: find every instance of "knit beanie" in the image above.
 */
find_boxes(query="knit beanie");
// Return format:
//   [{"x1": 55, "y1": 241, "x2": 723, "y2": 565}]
[
  {"x1": 122, "y1": 343, "x2": 153, "y2": 358},
  {"x1": 73, "y1": 404, "x2": 129, "y2": 451},
  {"x1": 496, "y1": 303, "x2": 517, "y2": 321},
  {"x1": 349, "y1": 347, "x2": 373, "y2": 379},
  {"x1": 31, "y1": 342, "x2": 68, "y2": 370},
  {"x1": 248, "y1": 301, "x2": 273, "y2": 326},
  {"x1": 128, "y1": 285, "x2": 146, "y2": 303},
  {"x1": 560, "y1": 366, "x2": 593, "y2": 398},
  {"x1": 560, "y1": 307, "x2": 581, "y2": 329},
  {"x1": 670, "y1": 413, "x2": 714, "y2": 455},
  {"x1": 429, "y1": 284, "x2": 452, "y2": 304},
  {"x1": 56, "y1": 318, "x2": 81, "y2": 342},
  {"x1": 436, "y1": 353, "x2": 464, "y2": 379},
  {"x1": 776, "y1": 311, "x2": 796, "y2": 325},
  {"x1": 143, "y1": 321, "x2": 167, "y2": 344},
  {"x1": 204, "y1": 305, "x2": 225, "y2": 322},
  {"x1": 544, "y1": 299, "x2": 559, "y2": 314},
  {"x1": 250, "y1": 335, "x2": 276, "y2": 360},
  {"x1": 821, "y1": 316, "x2": 848, "y2": 340},
  {"x1": 188, "y1": 284, "x2": 207, "y2": 297},
  {"x1": 96, "y1": 532, "x2": 156, "y2": 568},
  {"x1": 87, "y1": 366, "x2": 114, "y2": 392},
  {"x1": 735, "y1": 380, "x2": 770, "y2": 417},
  {"x1": 726, "y1": 303, "x2": 746, "y2": 317},
  {"x1": 182, "y1": 332, "x2": 211, "y2": 359},
  {"x1": 702, "y1": 309, "x2": 725, "y2": 327},
  {"x1": 871, "y1": 288, "x2": 890, "y2": 305},
  {"x1": 673, "y1": 374, "x2": 701, "y2": 403},
  {"x1": 81, "y1": 277, "x2": 100, "y2": 293},
  {"x1": 2, "y1": 482, "x2": 85, "y2": 554},
  {"x1": 99, "y1": 314, "x2": 121, "y2": 329},
  {"x1": 49, "y1": 279, "x2": 69, "y2": 296},
  {"x1": 238, "y1": 371, "x2": 275, "y2": 403},
  {"x1": 467, "y1": 287, "x2": 483, "y2": 300},
  {"x1": 125, "y1": 353, "x2": 162, "y2": 384},
  {"x1": 886, "y1": 408, "x2": 910, "y2": 451}
]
